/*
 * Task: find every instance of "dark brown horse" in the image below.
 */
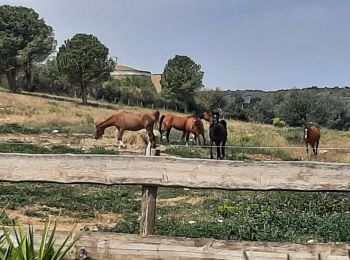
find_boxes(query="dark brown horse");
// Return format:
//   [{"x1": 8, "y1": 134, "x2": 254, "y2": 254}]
[
  {"x1": 200, "y1": 111, "x2": 227, "y2": 159},
  {"x1": 185, "y1": 117, "x2": 206, "y2": 145},
  {"x1": 304, "y1": 123, "x2": 320, "y2": 157},
  {"x1": 159, "y1": 114, "x2": 195, "y2": 142},
  {"x1": 95, "y1": 110, "x2": 160, "y2": 148}
]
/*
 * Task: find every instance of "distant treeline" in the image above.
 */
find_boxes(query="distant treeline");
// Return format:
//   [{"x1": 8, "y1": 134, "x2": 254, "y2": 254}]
[
  {"x1": 222, "y1": 87, "x2": 350, "y2": 130},
  {"x1": 2, "y1": 63, "x2": 349, "y2": 131}
]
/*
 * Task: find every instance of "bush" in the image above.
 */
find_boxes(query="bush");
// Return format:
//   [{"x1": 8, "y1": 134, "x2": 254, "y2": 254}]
[{"x1": 273, "y1": 118, "x2": 286, "y2": 127}]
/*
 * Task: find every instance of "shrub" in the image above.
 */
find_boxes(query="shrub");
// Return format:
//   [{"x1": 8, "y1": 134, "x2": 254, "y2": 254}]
[{"x1": 273, "y1": 118, "x2": 286, "y2": 127}]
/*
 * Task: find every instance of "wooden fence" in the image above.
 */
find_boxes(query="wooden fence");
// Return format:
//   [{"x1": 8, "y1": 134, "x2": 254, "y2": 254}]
[{"x1": 1, "y1": 153, "x2": 350, "y2": 259}]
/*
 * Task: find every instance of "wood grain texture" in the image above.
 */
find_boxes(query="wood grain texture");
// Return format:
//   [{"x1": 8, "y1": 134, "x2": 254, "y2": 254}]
[
  {"x1": 13, "y1": 231, "x2": 350, "y2": 260},
  {"x1": 140, "y1": 185, "x2": 158, "y2": 236},
  {"x1": 1, "y1": 153, "x2": 350, "y2": 191}
]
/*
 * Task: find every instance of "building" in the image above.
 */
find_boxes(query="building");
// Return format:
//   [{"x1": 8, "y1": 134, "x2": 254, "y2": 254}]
[{"x1": 111, "y1": 65, "x2": 162, "y2": 93}]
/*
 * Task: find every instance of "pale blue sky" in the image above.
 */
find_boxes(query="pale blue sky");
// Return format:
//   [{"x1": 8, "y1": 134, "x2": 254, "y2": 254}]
[{"x1": 1, "y1": 0, "x2": 350, "y2": 90}]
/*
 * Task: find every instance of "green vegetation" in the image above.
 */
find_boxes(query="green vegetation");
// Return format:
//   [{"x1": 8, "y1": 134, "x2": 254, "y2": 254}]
[
  {"x1": 0, "y1": 184, "x2": 137, "y2": 219},
  {"x1": 0, "y1": 142, "x2": 118, "y2": 155},
  {"x1": 0, "y1": 218, "x2": 79, "y2": 260},
  {"x1": 161, "y1": 55, "x2": 204, "y2": 112},
  {"x1": 100, "y1": 77, "x2": 160, "y2": 107},
  {"x1": 0, "y1": 124, "x2": 42, "y2": 135},
  {"x1": 0, "y1": 5, "x2": 56, "y2": 93},
  {"x1": 2, "y1": 183, "x2": 349, "y2": 243},
  {"x1": 223, "y1": 87, "x2": 350, "y2": 130},
  {"x1": 57, "y1": 33, "x2": 115, "y2": 105}
]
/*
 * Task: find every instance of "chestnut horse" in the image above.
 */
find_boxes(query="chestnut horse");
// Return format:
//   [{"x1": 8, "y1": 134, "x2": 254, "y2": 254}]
[
  {"x1": 185, "y1": 117, "x2": 206, "y2": 145},
  {"x1": 304, "y1": 123, "x2": 320, "y2": 157},
  {"x1": 95, "y1": 110, "x2": 160, "y2": 148},
  {"x1": 159, "y1": 114, "x2": 195, "y2": 142},
  {"x1": 200, "y1": 111, "x2": 227, "y2": 159}
]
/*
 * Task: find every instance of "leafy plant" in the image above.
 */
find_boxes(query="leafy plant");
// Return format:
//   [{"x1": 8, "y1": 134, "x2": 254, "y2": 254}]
[{"x1": 0, "y1": 219, "x2": 79, "y2": 260}]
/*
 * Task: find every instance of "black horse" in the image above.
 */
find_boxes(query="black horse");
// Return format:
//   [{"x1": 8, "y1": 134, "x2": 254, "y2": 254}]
[{"x1": 200, "y1": 111, "x2": 228, "y2": 159}]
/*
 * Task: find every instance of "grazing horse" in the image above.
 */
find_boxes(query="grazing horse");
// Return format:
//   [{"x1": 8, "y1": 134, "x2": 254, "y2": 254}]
[
  {"x1": 185, "y1": 117, "x2": 206, "y2": 145},
  {"x1": 200, "y1": 111, "x2": 228, "y2": 159},
  {"x1": 95, "y1": 110, "x2": 160, "y2": 148},
  {"x1": 159, "y1": 114, "x2": 195, "y2": 142},
  {"x1": 304, "y1": 123, "x2": 320, "y2": 157}
]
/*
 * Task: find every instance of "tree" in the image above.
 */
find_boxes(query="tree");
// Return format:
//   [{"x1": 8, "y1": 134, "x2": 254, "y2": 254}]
[
  {"x1": 160, "y1": 55, "x2": 204, "y2": 112},
  {"x1": 32, "y1": 58, "x2": 71, "y2": 95},
  {"x1": 0, "y1": 5, "x2": 56, "y2": 92},
  {"x1": 278, "y1": 90, "x2": 311, "y2": 127},
  {"x1": 56, "y1": 33, "x2": 114, "y2": 105},
  {"x1": 195, "y1": 88, "x2": 226, "y2": 111}
]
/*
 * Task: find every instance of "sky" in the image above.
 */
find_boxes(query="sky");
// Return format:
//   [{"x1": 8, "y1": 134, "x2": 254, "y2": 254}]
[{"x1": 1, "y1": 0, "x2": 350, "y2": 90}]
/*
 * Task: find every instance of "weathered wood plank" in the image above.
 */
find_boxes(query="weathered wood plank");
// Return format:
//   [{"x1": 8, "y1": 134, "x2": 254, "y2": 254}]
[
  {"x1": 3, "y1": 228, "x2": 349, "y2": 259},
  {"x1": 0, "y1": 153, "x2": 350, "y2": 191},
  {"x1": 140, "y1": 185, "x2": 158, "y2": 236},
  {"x1": 26, "y1": 231, "x2": 350, "y2": 259}
]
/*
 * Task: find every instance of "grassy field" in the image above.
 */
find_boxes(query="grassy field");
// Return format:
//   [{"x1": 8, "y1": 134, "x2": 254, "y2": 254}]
[{"x1": 1, "y1": 90, "x2": 350, "y2": 243}]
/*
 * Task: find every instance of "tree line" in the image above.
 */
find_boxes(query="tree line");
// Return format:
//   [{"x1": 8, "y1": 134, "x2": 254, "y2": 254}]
[
  {"x1": 0, "y1": 5, "x2": 204, "y2": 110},
  {"x1": 1, "y1": 5, "x2": 349, "y2": 130}
]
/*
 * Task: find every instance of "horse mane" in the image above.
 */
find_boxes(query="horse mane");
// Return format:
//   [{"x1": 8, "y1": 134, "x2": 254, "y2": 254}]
[
  {"x1": 305, "y1": 122, "x2": 320, "y2": 129},
  {"x1": 96, "y1": 114, "x2": 116, "y2": 128},
  {"x1": 219, "y1": 119, "x2": 227, "y2": 128}
]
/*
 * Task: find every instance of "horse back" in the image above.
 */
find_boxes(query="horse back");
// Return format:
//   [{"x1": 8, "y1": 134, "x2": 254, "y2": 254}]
[
  {"x1": 167, "y1": 114, "x2": 191, "y2": 130},
  {"x1": 210, "y1": 123, "x2": 227, "y2": 142},
  {"x1": 304, "y1": 125, "x2": 320, "y2": 144},
  {"x1": 185, "y1": 117, "x2": 204, "y2": 134}
]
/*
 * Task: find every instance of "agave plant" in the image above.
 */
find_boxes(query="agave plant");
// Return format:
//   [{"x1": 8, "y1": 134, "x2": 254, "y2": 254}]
[{"x1": 0, "y1": 210, "x2": 80, "y2": 260}]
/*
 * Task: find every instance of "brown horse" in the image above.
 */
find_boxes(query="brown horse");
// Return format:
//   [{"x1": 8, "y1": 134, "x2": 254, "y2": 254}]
[
  {"x1": 95, "y1": 110, "x2": 160, "y2": 148},
  {"x1": 159, "y1": 114, "x2": 195, "y2": 142},
  {"x1": 304, "y1": 123, "x2": 320, "y2": 157},
  {"x1": 200, "y1": 111, "x2": 227, "y2": 159},
  {"x1": 185, "y1": 117, "x2": 206, "y2": 145}
]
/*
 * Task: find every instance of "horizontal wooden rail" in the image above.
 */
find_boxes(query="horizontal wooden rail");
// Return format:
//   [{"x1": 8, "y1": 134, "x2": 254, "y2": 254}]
[
  {"x1": 0, "y1": 153, "x2": 350, "y2": 191},
  {"x1": 1, "y1": 153, "x2": 350, "y2": 258},
  {"x1": 3, "y1": 230, "x2": 346, "y2": 260}
]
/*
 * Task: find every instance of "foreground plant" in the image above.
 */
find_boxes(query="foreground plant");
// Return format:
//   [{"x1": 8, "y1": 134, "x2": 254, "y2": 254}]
[{"x1": 0, "y1": 217, "x2": 80, "y2": 260}]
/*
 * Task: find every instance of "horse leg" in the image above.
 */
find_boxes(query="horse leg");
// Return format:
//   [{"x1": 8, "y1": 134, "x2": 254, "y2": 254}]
[
  {"x1": 185, "y1": 132, "x2": 190, "y2": 146},
  {"x1": 315, "y1": 141, "x2": 319, "y2": 155},
  {"x1": 305, "y1": 143, "x2": 310, "y2": 160},
  {"x1": 117, "y1": 129, "x2": 126, "y2": 148},
  {"x1": 216, "y1": 141, "x2": 221, "y2": 159},
  {"x1": 166, "y1": 129, "x2": 171, "y2": 143},
  {"x1": 210, "y1": 140, "x2": 214, "y2": 159},
  {"x1": 202, "y1": 133, "x2": 206, "y2": 146},
  {"x1": 312, "y1": 144, "x2": 317, "y2": 155},
  {"x1": 196, "y1": 134, "x2": 201, "y2": 146},
  {"x1": 221, "y1": 138, "x2": 227, "y2": 159},
  {"x1": 146, "y1": 125, "x2": 156, "y2": 148},
  {"x1": 181, "y1": 131, "x2": 186, "y2": 144},
  {"x1": 159, "y1": 129, "x2": 163, "y2": 141}
]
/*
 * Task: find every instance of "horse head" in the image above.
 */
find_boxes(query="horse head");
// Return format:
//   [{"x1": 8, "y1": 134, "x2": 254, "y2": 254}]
[
  {"x1": 304, "y1": 127, "x2": 308, "y2": 140},
  {"x1": 95, "y1": 124, "x2": 105, "y2": 139},
  {"x1": 199, "y1": 111, "x2": 219, "y2": 126}
]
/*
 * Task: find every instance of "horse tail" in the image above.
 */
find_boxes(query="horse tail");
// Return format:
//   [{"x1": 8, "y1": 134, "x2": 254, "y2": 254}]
[
  {"x1": 154, "y1": 110, "x2": 160, "y2": 122},
  {"x1": 159, "y1": 115, "x2": 165, "y2": 132},
  {"x1": 191, "y1": 118, "x2": 197, "y2": 130}
]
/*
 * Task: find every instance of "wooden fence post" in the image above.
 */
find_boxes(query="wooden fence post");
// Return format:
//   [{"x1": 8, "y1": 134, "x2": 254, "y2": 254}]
[
  {"x1": 140, "y1": 144, "x2": 160, "y2": 236},
  {"x1": 140, "y1": 185, "x2": 158, "y2": 236}
]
